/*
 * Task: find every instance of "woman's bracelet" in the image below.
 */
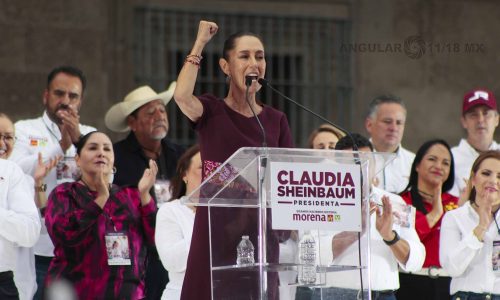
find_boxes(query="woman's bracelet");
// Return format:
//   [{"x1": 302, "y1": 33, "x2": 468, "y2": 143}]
[
  {"x1": 186, "y1": 54, "x2": 203, "y2": 60},
  {"x1": 184, "y1": 54, "x2": 203, "y2": 68}
]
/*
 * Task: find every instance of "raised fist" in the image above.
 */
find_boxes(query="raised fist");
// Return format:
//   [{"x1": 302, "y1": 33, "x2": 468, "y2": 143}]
[{"x1": 196, "y1": 20, "x2": 218, "y2": 45}]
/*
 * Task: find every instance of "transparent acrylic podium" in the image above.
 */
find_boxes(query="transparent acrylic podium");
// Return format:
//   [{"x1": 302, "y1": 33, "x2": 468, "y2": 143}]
[{"x1": 183, "y1": 147, "x2": 395, "y2": 300}]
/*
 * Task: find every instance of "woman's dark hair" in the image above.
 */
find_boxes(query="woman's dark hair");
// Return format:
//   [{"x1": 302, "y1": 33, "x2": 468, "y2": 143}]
[
  {"x1": 169, "y1": 144, "x2": 200, "y2": 201},
  {"x1": 222, "y1": 31, "x2": 263, "y2": 60},
  {"x1": 75, "y1": 131, "x2": 100, "y2": 155},
  {"x1": 402, "y1": 139, "x2": 455, "y2": 214},
  {"x1": 468, "y1": 150, "x2": 500, "y2": 203},
  {"x1": 335, "y1": 133, "x2": 373, "y2": 151}
]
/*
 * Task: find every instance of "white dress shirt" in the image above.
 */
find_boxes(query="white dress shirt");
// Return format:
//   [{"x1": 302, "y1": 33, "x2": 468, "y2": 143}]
[
  {"x1": 324, "y1": 187, "x2": 425, "y2": 291},
  {"x1": 10, "y1": 112, "x2": 95, "y2": 257},
  {"x1": 449, "y1": 139, "x2": 500, "y2": 197},
  {"x1": 155, "y1": 198, "x2": 195, "y2": 300},
  {"x1": 374, "y1": 145, "x2": 415, "y2": 194},
  {"x1": 13, "y1": 174, "x2": 38, "y2": 300},
  {"x1": 0, "y1": 160, "x2": 40, "y2": 273},
  {"x1": 440, "y1": 201, "x2": 500, "y2": 295}
]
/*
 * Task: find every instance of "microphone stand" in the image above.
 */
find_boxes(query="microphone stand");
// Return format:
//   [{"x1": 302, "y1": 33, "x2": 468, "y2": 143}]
[
  {"x1": 258, "y1": 78, "x2": 358, "y2": 151},
  {"x1": 245, "y1": 76, "x2": 269, "y2": 299}
]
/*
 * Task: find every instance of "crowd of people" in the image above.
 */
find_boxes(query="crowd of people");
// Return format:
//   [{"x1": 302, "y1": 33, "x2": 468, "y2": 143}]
[{"x1": 1, "y1": 19, "x2": 499, "y2": 300}]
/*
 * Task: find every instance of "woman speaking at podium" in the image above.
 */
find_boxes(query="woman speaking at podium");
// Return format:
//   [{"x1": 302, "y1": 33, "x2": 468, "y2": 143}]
[{"x1": 174, "y1": 20, "x2": 293, "y2": 299}]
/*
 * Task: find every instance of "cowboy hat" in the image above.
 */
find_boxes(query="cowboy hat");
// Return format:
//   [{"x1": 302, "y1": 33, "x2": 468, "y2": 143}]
[{"x1": 105, "y1": 81, "x2": 176, "y2": 132}]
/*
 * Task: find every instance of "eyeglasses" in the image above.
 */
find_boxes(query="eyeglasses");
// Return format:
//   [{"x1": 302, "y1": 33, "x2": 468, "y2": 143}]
[{"x1": 0, "y1": 134, "x2": 16, "y2": 143}]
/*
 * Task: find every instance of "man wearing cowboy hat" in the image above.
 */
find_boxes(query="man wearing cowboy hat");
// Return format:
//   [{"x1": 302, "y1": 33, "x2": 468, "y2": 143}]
[{"x1": 105, "y1": 82, "x2": 185, "y2": 300}]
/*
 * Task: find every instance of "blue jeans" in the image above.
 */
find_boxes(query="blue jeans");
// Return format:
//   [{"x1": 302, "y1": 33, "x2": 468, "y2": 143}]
[
  {"x1": 452, "y1": 292, "x2": 500, "y2": 300},
  {"x1": 312, "y1": 287, "x2": 396, "y2": 300},
  {"x1": 34, "y1": 255, "x2": 52, "y2": 300}
]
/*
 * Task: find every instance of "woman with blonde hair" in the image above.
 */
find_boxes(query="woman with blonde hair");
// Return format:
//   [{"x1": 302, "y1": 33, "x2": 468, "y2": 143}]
[
  {"x1": 440, "y1": 150, "x2": 500, "y2": 299},
  {"x1": 307, "y1": 123, "x2": 345, "y2": 149}
]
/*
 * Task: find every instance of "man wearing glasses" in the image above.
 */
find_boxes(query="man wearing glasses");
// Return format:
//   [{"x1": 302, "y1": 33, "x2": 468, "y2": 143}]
[{"x1": 0, "y1": 113, "x2": 41, "y2": 300}]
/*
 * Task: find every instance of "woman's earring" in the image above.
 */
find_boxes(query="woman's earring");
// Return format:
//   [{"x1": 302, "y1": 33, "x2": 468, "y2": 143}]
[
  {"x1": 112, "y1": 167, "x2": 117, "y2": 174},
  {"x1": 225, "y1": 75, "x2": 231, "y2": 84}
]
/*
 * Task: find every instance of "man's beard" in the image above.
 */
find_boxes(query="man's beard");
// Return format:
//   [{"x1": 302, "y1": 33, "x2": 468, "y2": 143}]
[
  {"x1": 48, "y1": 104, "x2": 72, "y2": 125},
  {"x1": 151, "y1": 131, "x2": 167, "y2": 140},
  {"x1": 151, "y1": 124, "x2": 168, "y2": 140},
  {"x1": 47, "y1": 110, "x2": 63, "y2": 125}
]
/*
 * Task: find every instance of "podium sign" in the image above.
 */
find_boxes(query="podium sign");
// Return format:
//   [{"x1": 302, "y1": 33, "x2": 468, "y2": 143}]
[
  {"x1": 270, "y1": 161, "x2": 361, "y2": 231},
  {"x1": 183, "y1": 147, "x2": 395, "y2": 300}
]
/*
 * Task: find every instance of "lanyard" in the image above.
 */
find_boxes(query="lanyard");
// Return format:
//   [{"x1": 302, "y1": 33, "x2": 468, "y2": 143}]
[
  {"x1": 493, "y1": 208, "x2": 500, "y2": 235},
  {"x1": 42, "y1": 116, "x2": 61, "y2": 142},
  {"x1": 103, "y1": 211, "x2": 117, "y2": 232}
]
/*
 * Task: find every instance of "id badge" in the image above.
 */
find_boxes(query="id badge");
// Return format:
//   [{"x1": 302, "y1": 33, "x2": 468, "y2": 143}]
[
  {"x1": 56, "y1": 157, "x2": 80, "y2": 184},
  {"x1": 392, "y1": 202, "x2": 416, "y2": 229},
  {"x1": 105, "y1": 232, "x2": 131, "y2": 266},
  {"x1": 492, "y1": 240, "x2": 500, "y2": 274},
  {"x1": 154, "y1": 179, "x2": 172, "y2": 207}
]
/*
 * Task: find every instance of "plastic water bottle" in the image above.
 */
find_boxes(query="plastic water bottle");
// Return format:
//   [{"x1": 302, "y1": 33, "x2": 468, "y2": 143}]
[
  {"x1": 299, "y1": 231, "x2": 317, "y2": 284},
  {"x1": 236, "y1": 235, "x2": 255, "y2": 265}
]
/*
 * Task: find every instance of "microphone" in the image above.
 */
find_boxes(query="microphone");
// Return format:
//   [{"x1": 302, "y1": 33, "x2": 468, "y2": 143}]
[
  {"x1": 245, "y1": 75, "x2": 267, "y2": 147},
  {"x1": 245, "y1": 75, "x2": 258, "y2": 87},
  {"x1": 258, "y1": 78, "x2": 358, "y2": 151}
]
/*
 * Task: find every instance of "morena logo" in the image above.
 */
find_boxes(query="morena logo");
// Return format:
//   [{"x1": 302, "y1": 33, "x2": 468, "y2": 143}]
[{"x1": 292, "y1": 213, "x2": 340, "y2": 222}]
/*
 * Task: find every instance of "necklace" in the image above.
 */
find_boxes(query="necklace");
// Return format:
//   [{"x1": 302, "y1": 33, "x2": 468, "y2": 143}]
[{"x1": 417, "y1": 189, "x2": 434, "y2": 199}]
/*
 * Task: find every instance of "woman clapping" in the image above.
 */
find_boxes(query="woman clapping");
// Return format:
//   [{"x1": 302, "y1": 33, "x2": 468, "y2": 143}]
[
  {"x1": 397, "y1": 139, "x2": 458, "y2": 300},
  {"x1": 440, "y1": 150, "x2": 500, "y2": 299},
  {"x1": 44, "y1": 131, "x2": 158, "y2": 300}
]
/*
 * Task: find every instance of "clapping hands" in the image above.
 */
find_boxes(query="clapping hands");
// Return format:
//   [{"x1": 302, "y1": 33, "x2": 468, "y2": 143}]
[
  {"x1": 138, "y1": 160, "x2": 158, "y2": 205},
  {"x1": 33, "y1": 152, "x2": 61, "y2": 183},
  {"x1": 374, "y1": 196, "x2": 395, "y2": 241}
]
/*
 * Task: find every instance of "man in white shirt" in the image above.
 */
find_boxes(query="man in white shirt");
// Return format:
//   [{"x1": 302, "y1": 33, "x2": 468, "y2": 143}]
[
  {"x1": 450, "y1": 89, "x2": 499, "y2": 198},
  {"x1": 311, "y1": 134, "x2": 425, "y2": 300},
  {"x1": 0, "y1": 135, "x2": 40, "y2": 299},
  {"x1": 365, "y1": 95, "x2": 415, "y2": 194},
  {"x1": 9, "y1": 66, "x2": 96, "y2": 299}
]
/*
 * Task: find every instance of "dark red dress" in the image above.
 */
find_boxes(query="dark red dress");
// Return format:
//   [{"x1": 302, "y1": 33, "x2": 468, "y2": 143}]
[{"x1": 181, "y1": 94, "x2": 294, "y2": 300}]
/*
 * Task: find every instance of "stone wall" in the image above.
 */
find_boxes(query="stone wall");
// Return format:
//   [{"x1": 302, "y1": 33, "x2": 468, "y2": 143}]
[{"x1": 0, "y1": 0, "x2": 111, "y2": 131}]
